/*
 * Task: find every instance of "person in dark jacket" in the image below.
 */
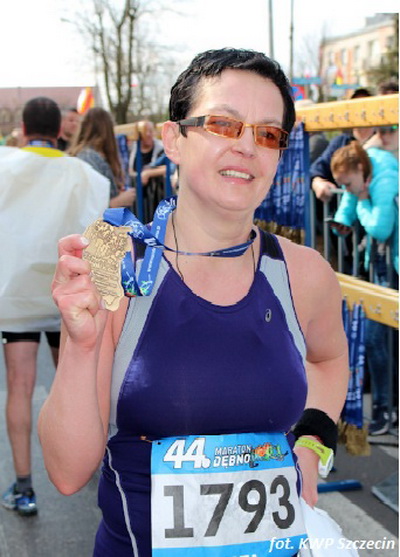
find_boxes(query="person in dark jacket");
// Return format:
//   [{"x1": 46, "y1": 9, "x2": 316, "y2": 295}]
[{"x1": 310, "y1": 88, "x2": 374, "y2": 204}]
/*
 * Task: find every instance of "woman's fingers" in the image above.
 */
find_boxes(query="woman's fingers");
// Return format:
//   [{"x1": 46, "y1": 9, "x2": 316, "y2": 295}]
[
  {"x1": 57, "y1": 292, "x2": 107, "y2": 347},
  {"x1": 53, "y1": 271, "x2": 94, "y2": 296},
  {"x1": 57, "y1": 289, "x2": 102, "y2": 319},
  {"x1": 53, "y1": 235, "x2": 101, "y2": 318},
  {"x1": 53, "y1": 265, "x2": 104, "y2": 312},
  {"x1": 55, "y1": 274, "x2": 107, "y2": 343},
  {"x1": 52, "y1": 234, "x2": 109, "y2": 347},
  {"x1": 57, "y1": 234, "x2": 90, "y2": 258},
  {"x1": 53, "y1": 254, "x2": 91, "y2": 287},
  {"x1": 54, "y1": 234, "x2": 91, "y2": 288}
]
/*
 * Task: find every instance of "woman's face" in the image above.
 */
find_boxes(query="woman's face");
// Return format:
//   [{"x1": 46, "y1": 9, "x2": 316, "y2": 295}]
[
  {"x1": 62, "y1": 111, "x2": 81, "y2": 139},
  {"x1": 378, "y1": 126, "x2": 399, "y2": 153},
  {"x1": 140, "y1": 122, "x2": 155, "y2": 150},
  {"x1": 333, "y1": 165, "x2": 367, "y2": 196},
  {"x1": 170, "y1": 69, "x2": 285, "y2": 216}
]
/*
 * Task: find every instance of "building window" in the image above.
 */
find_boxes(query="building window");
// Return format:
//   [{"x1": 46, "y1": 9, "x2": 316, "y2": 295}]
[
  {"x1": 341, "y1": 48, "x2": 348, "y2": 65},
  {"x1": 386, "y1": 35, "x2": 394, "y2": 50},
  {"x1": 353, "y1": 45, "x2": 360, "y2": 67},
  {"x1": 368, "y1": 40, "x2": 380, "y2": 64},
  {"x1": 0, "y1": 108, "x2": 12, "y2": 125}
]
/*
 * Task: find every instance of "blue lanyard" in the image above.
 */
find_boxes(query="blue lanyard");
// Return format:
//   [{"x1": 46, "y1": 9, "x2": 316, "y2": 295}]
[{"x1": 103, "y1": 196, "x2": 256, "y2": 297}]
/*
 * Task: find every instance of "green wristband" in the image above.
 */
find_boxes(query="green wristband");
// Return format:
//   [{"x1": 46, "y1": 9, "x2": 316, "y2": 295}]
[{"x1": 295, "y1": 436, "x2": 334, "y2": 478}]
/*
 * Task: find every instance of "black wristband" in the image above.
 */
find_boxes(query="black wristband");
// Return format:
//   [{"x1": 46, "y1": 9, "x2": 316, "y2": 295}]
[{"x1": 292, "y1": 408, "x2": 338, "y2": 453}]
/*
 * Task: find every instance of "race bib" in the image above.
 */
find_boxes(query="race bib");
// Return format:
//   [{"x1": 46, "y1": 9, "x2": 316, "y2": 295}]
[{"x1": 151, "y1": 432, "x2": 306, "y2": 556}]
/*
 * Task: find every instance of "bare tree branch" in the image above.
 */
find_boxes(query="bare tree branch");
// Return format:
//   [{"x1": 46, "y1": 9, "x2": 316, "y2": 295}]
[{"x1": 63, "y1": 0, "x2": 185, "y2": 123}]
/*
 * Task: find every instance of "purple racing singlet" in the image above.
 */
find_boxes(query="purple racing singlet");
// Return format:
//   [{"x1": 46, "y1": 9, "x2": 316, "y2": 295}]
[{"x1": 94, "y1": 230, "x2": 307, "y2": 557}]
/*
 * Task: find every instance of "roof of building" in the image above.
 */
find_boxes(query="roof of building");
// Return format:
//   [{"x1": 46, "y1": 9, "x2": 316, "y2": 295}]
[{"x1": 321, "y1": 13, "x2": 396, "y2": 45}]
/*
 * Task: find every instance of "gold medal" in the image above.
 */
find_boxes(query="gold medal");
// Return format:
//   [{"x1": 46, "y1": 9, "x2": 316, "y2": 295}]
[{"x1": 82, "y1": 219, "x2": 131, "y2": 311}]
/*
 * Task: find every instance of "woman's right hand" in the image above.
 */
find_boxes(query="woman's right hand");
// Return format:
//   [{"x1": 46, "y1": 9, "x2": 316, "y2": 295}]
[
  {"x1": 52, "y1": 234, "x2": 108, "y2": 349},
  {"x1": 311, "y1": 177, "x2": 337, "y2": 202}
]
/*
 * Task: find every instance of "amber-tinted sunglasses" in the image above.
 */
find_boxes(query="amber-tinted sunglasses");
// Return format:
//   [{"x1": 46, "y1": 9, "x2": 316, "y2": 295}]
[{"x1": 177, "y1": 114, "x2": 289, "y2": 150}]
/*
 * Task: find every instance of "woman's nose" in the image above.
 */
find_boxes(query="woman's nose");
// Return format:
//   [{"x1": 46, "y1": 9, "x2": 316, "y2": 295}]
[{"x1": 231, "y1": 126, "x2": 257, "y2": 157}]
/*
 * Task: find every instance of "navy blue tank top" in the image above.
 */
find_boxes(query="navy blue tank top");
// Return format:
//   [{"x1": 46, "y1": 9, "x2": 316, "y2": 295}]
[{"x1": 95, "y1": 230, "x2": 307, "y2": 557}]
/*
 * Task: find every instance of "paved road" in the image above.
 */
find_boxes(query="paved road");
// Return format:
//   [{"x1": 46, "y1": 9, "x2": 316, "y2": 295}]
[
  {"x1": 0, "y1": 340, "x2": 101, "y2": 557},
  {"x1": 0, "y1": 338, "x2": 398, "y2": 556}
]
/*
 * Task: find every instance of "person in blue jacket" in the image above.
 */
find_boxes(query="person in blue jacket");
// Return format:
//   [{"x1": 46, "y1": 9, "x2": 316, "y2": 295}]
[
  {"x1": 331, "y1": 141, "x2": 398, "y2": 435},
  {"x1": 309, "y1": 89, "x2": 376, "y2": 275}
]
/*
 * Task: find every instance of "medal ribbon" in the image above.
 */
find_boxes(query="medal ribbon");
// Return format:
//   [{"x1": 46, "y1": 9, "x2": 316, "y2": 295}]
[{"x1": 103, "y1": 196, "x2": 256, "y2": 297}]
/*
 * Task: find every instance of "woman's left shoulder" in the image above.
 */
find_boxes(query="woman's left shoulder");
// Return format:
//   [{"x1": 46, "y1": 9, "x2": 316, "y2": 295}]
[
  {"x1": 277, "y1": 237, "x2": 339, "y2": 293},
  {"x1": 277, "y1": 236, "x2": 327, "y2": 267},
  {"x1": 276, "y1": 236, "x2": 342, "y2": 329}
]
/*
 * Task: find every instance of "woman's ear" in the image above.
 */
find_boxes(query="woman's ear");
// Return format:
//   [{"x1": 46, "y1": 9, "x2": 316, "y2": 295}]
[{"x1": 162, "y1": 121, "x2": 181, "y2": 165}]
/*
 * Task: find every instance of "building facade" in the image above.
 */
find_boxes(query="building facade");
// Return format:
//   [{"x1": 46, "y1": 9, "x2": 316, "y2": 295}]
[{"x1": 320, "y1": 13, "x2": 397, "y2": 98}]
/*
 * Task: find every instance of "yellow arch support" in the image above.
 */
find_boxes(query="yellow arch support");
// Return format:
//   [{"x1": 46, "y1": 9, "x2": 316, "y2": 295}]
[
  {"x1": 337, "y1": 273, "x2": 399, "y2": 328},
  {"x1": 296, "y1": 94, "x2": 398, "y2": 131}
]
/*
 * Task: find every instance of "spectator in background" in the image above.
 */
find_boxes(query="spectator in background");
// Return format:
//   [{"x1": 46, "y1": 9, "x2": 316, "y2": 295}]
[
  {"x1": 0, "y1": 97, "x2": 109, "y2": 516},
  {"x1": 310, "y1": 88, "x2": 375, "y2": 274},
  {"x1": 312, "y1": 82, "x2": 399, "y2": 163},
  {"x1": 375, "y1": 124, "x2": 398, "y2": 159},
  {"x1": 331, "y1": 141, "x2": 398, "y2": 435},
  {"x1": 378, "y1": 80, "x2": 399, "y2": 95},
  {"x1": 365, "y1": 81, "x2": 398, "y2": 159},
  {"x1": 5, "y1": 128, "x2": 25, "y2": 147},
  {"x1": 128, "y1": 120, "x2": 165, "y2": 220},
  {"x1": 57, "y1": 107, "x2": 80, "y2": 151},
  {"x1": 310, "y1": 88, "x2": 374, "y2": 204},
  {"x1": 69, "y1": 107, "x2": 136, "y2": 209}
]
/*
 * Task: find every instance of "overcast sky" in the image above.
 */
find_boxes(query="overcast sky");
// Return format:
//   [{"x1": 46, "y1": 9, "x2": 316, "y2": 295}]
[{"x1": 1, "y1": 0, "x2": 398, "y2": 88}]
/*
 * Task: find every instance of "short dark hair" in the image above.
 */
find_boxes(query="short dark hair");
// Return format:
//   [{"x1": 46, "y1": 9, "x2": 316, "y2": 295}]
[
  {"x1": 22, "y1": 97, "x2": 61, "y2": 138},
  {"x1": 350, "y1": 88, "x2": 372, "y2": 99},
  {"x1": 169, "y1": 48, "x2": 295, "y2": 134}
]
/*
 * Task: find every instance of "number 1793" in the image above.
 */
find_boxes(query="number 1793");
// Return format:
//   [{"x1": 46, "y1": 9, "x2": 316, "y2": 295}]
[{"x1": 163, "y1": 476, "x2": 295, "y2": 540}]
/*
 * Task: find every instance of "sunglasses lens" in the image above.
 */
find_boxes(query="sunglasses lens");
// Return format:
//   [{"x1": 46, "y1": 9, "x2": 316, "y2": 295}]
[
  {"x1": 205, "y1": 116, "x2": 242, "y2": 139},
  {"x1": 203, "y1": 116, "x2": 288, "y2": 149},
  {"x1": 256, "y1": 126, "x2": 288, "y2": 149}
]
